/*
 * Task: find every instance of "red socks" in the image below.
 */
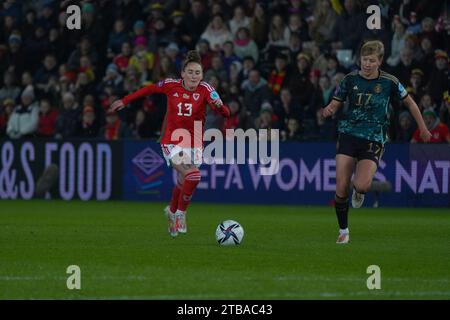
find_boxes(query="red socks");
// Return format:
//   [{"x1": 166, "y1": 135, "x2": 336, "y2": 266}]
[
  {"x1": 177, "y1": 170, "x2": 201, "y2": 212},
  {"x1": 169, "y1": 183, "x2": 182, "y2": 213}
]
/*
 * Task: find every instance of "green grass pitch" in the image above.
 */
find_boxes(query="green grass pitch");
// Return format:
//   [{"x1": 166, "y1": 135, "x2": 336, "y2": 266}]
[{"x1": 1, "y1": 200, "x2": 449, "y2": 299}]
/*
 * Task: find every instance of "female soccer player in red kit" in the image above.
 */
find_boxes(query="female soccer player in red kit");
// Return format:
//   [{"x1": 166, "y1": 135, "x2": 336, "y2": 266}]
[{"x1": 110, "y1": 51, "x2": 230, "y2": 237}]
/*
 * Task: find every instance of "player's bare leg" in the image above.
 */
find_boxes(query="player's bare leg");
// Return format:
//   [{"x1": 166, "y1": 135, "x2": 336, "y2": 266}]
[
  {"x1": 352, "y1": 160, "x2": 378, "y2": 209},
  {"x1": 335, "y1": 154, "x2": 355, "y2": 244}
]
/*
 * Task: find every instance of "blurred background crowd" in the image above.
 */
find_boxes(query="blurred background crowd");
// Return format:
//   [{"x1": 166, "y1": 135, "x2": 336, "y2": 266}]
[{"x1": 0, "y1": 0, "x2": 448, "y2": 143}]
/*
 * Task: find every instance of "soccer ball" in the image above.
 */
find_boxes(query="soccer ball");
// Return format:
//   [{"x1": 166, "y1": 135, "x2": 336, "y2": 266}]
[{"x1": 215, "y1": 220, "x2": 244, "y2": 245}]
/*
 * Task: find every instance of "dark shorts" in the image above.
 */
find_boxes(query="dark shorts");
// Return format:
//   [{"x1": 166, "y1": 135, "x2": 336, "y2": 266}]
[{"x1": 336, "y1": 133, "x2": 385, "y2": 166}]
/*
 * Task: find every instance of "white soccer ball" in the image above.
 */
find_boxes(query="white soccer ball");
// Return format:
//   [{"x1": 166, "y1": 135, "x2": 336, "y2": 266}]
[{"x1": 215, "y1": 220, "x2": 244, "y2": 245}]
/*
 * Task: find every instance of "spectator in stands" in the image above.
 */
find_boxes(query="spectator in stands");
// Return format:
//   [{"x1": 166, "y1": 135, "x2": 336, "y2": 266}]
[
  {"x1": 426, "y1": 50, "x2": 448, "y2": 105},
  {"x1": 249, "y1": 2, "x2": 268, "y2": 50},
  {"x1": 329, "y1": 0, "x2": 364, "y2": 51},
  {"x1": 130, "y1": 20, "x2": 146, "y2": 46},
  {"x1": 418, "y1": 94, "x2": 436, "y2": 113},
  {"x1": 224, "y1": 97, "x2": 248, "y2": 132},
  {"x1": 325, "y1": 54, "x2": 347, "y2": 80},
  {"x1": 285, "y1": 52, "x2": 313, "y2": 107},
  {"x1": 411, "y1": 108, "x2": 450, "y2": 143},
  {"x1": 169, "y1": 11, "x2": 185, "y2": 49},
  {"x1": 148, "y1": 17, "x2": 174, "y2": 53},
  {"x1": 130, "y1": 107, "x2": 153, "y2": 139},
  {"x1": 228, "y1": 5, "x2": 251, "y2": 37},
  {"x1": 254, "y1": 101, "x2": 279, "y2": 131},
  {"x1": 405, "y1": 12, "x2": 421, "y2": 35},
  {"x1": 407, "y1": 69, "x2": 427, "y2": 101},
  {"x1": 419, "y1": 17, "x2": 439, "y2": 48},
  {"x1": 265, "y1": 14, "x2": 290, "y2": 58},
  {"x1": 396, "y1": 111, "x2": 416, "y2": 143},
  {"x1": 6, "y1": 33, "x2": 26, "y2": 79},
  {"x1": 128, "y1": 36, "x2": 154, "y2": 79},
  {"x1": 67, "y1": 36, "x2": 99, "y2": 72},
  {"x1": 77, "y1": 105, "x2": 99, "y2": 138},
  {"x1": 386, "y1": 17, "x2": 407, "y2": 67},
  {"x1": 274, "y1": 87, "x2": 302, "y2": 130},
  {"x1": 165, "y1": 42, "x2": 182, "y2": 72},
  {"x1": 419, "y1": 36, "x2": 435, "y2": 74},
  {"x1": 54, "y1": 92, "x2": 81, "y2": 139},
  {"x1": 74, "y1": 72, "x2": 96, "y2": 103},
  {"x1": 196, "y1": 38, "x2": 214, "y2": 71},
  {"x1": 179, "y1": 0, "x2": 210, "y2": 50},
  {"x1": 34, "y1": 53, "x2": 58, "y2": 96},
  {"x1": 0, "y1": 98, "x2": 16, "y2": 137},
  {"x1": 7, "y1": 86, "x2": 39, "y2": 139},
  {"x1": 393, "y1": 48, "x2": 418, "y2": 86},
  {"x1": 221, "y1": 41, "x2": 240, "y2": 75},
  {"x1": 439, "y1": 92, "x2": 450, "y2": 129},
  {"x1": 200, "y1": 14, "x2": 233, "y2": 52},
  {"x1": 288, "y1": 13, "x2": 310, "y2": 42},
  {"x1": 37, "y1": 98, "x2": 58, "y2": 138},
  {"x1": 281, "y1": 118, "x2": 302, "y2": 141},
  {"x1": 310, "y1": 43, "x2": 328, "y2": 75},
  {"x1": 113, "y1": 41, "x2": 132, "y2": 74},
  {"x1": 107, "y1": 19, "x2": 131, "y2": 56},
  {"x1": 308, "y1": 0, "x2": 337, "y2": 44},
  {"x1": 241, "y1": 68, "x2": 272, "y2": 121},
  {"x1": 238, "y1": 56, "x2": 255, "y2": 83},
  {"x1": 204, "y1": 55, "x2": 228, "y2": 84},
  {"x1": 287, "y1": 32, "x2": 302, "y2": 63},
  {"x1": 152, "y1": 55, "x2": 177, "y2": 83},
  {"x1": 228, "y1": 61, "x2": 243, "y2": 88},
  {"x1": 267, "y1": 53, "x2": 289, "y2": 96},
  {"x1": 97, "y1": 63, "x2": 124, "y2": 96},
  {"x1": 98, "y1": 109, "x2": 131, "y2": 140},
  {"x1": 233, "y1": 27, "x2": 259, "y2": 64},
  {"x1": 24, "y1": 25, "x2": 49, "y2": 73},
  {"x1": 319, "y1": 75, "x2": 333, "y2": 105},
  {"x1": 0, "y1": 71, "x2": 21, "y2": 102}
]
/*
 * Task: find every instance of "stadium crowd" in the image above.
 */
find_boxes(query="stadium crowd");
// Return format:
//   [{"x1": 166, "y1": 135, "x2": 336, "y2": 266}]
[{"x1": 0, "y1": 0, "x2": 448, "y2": 142}]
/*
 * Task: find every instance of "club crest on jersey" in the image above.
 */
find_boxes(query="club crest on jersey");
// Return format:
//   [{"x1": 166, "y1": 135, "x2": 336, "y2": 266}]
[
  {"x1": 183, "y1": 93, "x2": 190, "y2": 99},
  {"x1": 193, "y1": 93, "x2": 200, "y2": 101},
  {"x1": 374, "y1": 84, "x2": 382, "y2": 93},
  {"x1": 210, "y1": 91, "x2": 220, "y2": 100}
]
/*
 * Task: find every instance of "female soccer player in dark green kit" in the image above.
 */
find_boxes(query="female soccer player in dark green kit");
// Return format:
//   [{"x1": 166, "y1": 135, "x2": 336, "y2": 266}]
[{"x1": 322, "y1": 40, "x2": 432, "y2": 244}]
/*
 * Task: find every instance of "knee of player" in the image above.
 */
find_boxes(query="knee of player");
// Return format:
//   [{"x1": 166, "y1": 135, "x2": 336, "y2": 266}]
[
  {"x1": 353, "y1": 181, "x2": 371, "y2": 194},
  {"x1": 183, "y1": 168, "x2": 201, "y2": 182}
]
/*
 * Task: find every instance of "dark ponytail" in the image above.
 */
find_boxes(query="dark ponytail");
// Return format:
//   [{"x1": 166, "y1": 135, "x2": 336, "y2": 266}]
[{"x1": 182, "y1": 50, "x2": 202, "y2": 71}]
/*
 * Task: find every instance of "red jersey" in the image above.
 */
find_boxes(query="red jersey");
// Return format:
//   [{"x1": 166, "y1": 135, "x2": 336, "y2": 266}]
[
  {"x1": 412, "y1": 123, "x2": 450, "y2": 143},
  {"x1": 122, "y1": 78, "x2": 229, "y2": 147}
]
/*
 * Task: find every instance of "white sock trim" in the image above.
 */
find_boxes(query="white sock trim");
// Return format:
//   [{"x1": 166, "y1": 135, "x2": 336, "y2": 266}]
[{"x1": 339, "y1": 228, "x2": 349, "y2": 235}]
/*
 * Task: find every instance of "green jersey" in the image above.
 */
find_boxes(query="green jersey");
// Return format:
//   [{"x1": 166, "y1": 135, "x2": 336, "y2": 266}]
[{"x1": 332, "y1": 70, "x2": 408, "y2": 144}]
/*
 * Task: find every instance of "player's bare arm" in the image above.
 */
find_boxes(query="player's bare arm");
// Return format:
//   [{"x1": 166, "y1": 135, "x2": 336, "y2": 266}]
[
  {"x1": 403, "y1": 95, "x2": 432, "y2": 142},
  {"x1": 322, "y1": 99, "x2": 343, "y2": 118}
]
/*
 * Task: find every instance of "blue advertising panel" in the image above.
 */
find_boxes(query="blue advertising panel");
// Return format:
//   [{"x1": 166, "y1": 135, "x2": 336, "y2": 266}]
[
  {"x1": 122, "y1": 141, "x2": 450, "y2": 207},
  {"x1": 0, "y1": 139, "x2": 122, "y2": 200},
  {"x1": 122, "y1": 141, "x2": 173, "y2": 201}
]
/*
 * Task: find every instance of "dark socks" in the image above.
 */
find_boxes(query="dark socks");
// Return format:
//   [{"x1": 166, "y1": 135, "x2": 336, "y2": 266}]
[{"x1": 335, "y1": 194, "x2": 349, "y2": 229}]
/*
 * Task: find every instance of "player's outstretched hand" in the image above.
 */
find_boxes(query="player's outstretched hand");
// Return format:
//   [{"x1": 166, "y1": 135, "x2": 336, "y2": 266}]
[
  {"x1": 212, "y1": 98, "x2": 224, "y2": 108},
  {"x1": 420, "y1": 129, "x2": 432, "y2": 142},
  {"x1": 110, "y1": 99, "x2": 125, "y2": 112},
  {"x1": 322, "y1": 105, "x2": 334, "y2": 118}
]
